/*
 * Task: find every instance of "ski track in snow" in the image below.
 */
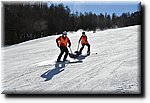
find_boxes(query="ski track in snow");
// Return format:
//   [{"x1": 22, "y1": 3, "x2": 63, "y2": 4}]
[{"x1": 1, "y1": 25, "x2": 140, "y2": 94}]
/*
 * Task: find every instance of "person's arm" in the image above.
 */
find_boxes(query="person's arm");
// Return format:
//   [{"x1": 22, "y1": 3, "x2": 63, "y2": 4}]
[
  {"x1": 68, "y1": 38, "x2": 71, "y2": 47},
  {"x1": 85, "y1": 35, "x2": 88, "y2": 42},
  {"x1": 56, "y1": 36, "x2": 61, "y2": 47},
  {"x1": 78, "y1": 36, "x2": 82, "y2": 43}
]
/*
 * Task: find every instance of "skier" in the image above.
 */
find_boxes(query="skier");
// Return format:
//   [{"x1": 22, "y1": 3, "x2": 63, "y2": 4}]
[
  {"x1": 78, "y1": 32, "x2": 90, "y2": 55},
  {"x1": 56, "y1": 31, "x2": 71, "y2": 62}
]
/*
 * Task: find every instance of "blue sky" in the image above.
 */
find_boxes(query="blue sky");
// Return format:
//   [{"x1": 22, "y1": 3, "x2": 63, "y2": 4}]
[{"x1": 48, "y1": 1, "x2": 141, "y2": 16}]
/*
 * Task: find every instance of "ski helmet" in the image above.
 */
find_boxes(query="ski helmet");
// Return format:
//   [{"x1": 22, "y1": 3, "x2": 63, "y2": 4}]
[
  {"x1": 82, "y1": 32, "x2": 85, "y2": 35},
  {"x1": 63, "y1": 31, "x2": 67, "y2": 35}
]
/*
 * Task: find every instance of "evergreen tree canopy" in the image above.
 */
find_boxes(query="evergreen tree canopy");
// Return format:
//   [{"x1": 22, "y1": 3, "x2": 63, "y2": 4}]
[{"x1": 3, "y1": 2, "x2": 141, "y2": 46}]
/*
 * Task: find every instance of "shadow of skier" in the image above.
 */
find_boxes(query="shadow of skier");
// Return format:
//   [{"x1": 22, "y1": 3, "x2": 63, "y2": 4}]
[{"x1": 41, "y1": 62, "x2": 67, "y2": 81}]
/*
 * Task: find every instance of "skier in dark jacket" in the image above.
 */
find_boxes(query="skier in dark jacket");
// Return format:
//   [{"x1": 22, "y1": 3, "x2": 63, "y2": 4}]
[
  {"x1": 78, "y1": 32, "x2": 90, "y2": 55},
  {"x1": 56, "y1": 31, "x2": 71, "y2": 62}
]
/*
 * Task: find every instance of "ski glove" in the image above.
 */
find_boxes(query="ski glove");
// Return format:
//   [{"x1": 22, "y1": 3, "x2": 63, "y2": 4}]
[{"x1": 68, "y1": 45, "x2": 71, "y2": 47}]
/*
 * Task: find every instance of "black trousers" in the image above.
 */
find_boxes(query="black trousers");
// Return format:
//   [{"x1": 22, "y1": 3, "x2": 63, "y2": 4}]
[
  {"x1": 79, "y1": 43, "x2": 90, "y2": 54},
  {"x1": 57, "y1": 46, "x2": 69, "y2": 61}
]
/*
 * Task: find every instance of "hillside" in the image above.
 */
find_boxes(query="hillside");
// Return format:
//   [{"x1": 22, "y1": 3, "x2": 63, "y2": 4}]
[{"x1": 1, "y1": 25, "x2": 140, "y2": 94}]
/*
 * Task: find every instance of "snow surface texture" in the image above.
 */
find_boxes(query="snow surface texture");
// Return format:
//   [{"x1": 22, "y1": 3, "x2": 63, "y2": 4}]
[{"x1": 1, "y1": 25, "x2": 141, "y2": 94}]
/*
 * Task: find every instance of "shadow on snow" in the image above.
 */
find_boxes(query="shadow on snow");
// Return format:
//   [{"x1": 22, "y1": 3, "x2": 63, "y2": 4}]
[
  {"x1": 40, "y1": 54, "x2": 89, "y2": 81},
  {"x1": 41, "y1": 63, "x2": 67, "y2": 81}
]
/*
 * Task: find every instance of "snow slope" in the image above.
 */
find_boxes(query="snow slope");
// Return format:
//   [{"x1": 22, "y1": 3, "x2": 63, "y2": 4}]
[{"x1": 1, "y1": 25, "x2": 140, "y2": 94}]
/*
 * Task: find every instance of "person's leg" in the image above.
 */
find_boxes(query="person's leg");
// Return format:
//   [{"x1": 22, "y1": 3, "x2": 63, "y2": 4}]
[
  {"x1": 86, "y1": 43, "x2": 90, "y2": 53},
  {"x1": 78, "y1": 44, "x2": 85, "y2": 55},
  {"x1": 57, "y1": 46, "x2": 64, "y2": 61},
  {"x1": 63, "y1": 47, "x2": 69, "y2": 61}
]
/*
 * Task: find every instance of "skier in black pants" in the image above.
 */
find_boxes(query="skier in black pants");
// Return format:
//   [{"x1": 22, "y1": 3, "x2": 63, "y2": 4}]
[
  {"x1": 56, "y1": 31, "x2": 71, "y2": 62},
  {"x1": 78, "y1": 32, "x2": 90, "y2": 55}
]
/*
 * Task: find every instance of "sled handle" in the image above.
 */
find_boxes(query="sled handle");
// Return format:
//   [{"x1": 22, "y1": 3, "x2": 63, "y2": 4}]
[
  {"x1": 69, "y1": 47, "x2": 73, "y2": 54},
  {"x1": 77, "y1": 42, "x2": 80, "y2": 51}
]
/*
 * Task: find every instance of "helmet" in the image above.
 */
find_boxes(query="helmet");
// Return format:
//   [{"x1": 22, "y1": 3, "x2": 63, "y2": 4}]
[
  {"x1": 63, "y1": 31, "x2": 67, "y2": 35},
  {"x1": 82, "y1": 32, "x2": 85, "y2": 35}
]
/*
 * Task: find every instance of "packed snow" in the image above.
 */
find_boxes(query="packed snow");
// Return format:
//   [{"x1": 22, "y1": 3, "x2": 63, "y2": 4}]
[{"x1": 1, "y1": 25, "x2": 140, "y2": 94}]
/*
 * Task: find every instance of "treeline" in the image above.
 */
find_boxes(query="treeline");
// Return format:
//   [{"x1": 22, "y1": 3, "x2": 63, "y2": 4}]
[{"x1": 3, "y1": 2, "x2": 141, "y2": 45}]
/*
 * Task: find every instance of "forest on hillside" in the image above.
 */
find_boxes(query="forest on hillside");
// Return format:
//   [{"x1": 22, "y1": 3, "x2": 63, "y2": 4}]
[{"x1": 3, "y1": 2, "x2": 141, "y2": 45}]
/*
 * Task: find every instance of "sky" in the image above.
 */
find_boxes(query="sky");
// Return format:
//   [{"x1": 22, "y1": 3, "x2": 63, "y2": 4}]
[{"x1": 48, "y1": 1, "x2": 141, "y2": 16}]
